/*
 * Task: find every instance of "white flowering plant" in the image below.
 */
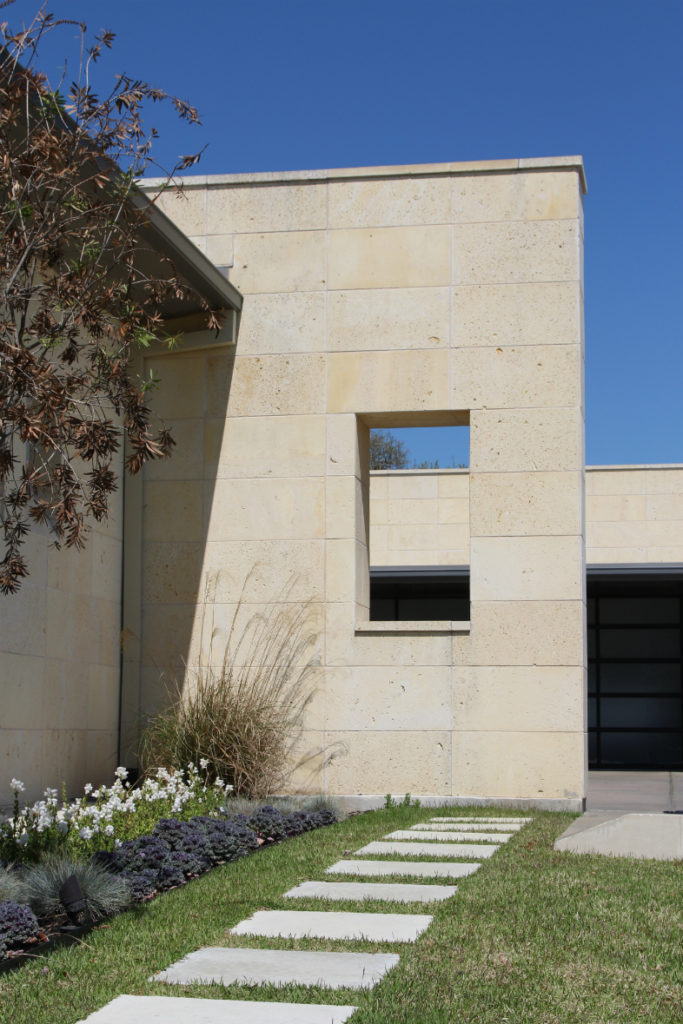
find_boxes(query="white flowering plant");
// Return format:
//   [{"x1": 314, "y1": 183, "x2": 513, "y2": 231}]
[{"x1": 0, "y1": 763, "x2": 232, "y2": 863}]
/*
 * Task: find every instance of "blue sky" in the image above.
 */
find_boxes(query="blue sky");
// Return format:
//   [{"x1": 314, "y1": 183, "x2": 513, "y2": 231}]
[{"x1": 16, "y1": 0, "x2": 682, "y2": 466}]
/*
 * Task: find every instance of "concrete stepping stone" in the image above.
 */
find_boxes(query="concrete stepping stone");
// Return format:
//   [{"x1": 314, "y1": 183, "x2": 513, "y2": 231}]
[
  {"x1": 326, "y1": 859, "x2": 481, "y2": 879},
  {"x1": 78, "y1": 994, "x2": 358, "y2": 1023},
  {"x1": 415, "y1": 821, "x2": 523, "y2": 832},
  {"x1": 356, "y1": 840, "x2": 499, "y2": 859},
  {"x1": 430, "y1": 816, "x2": 533, "y2": 824},
  {"x1": 283, "y1": 880, "x2": 457, "y2": 903},
  {"x1": 154, "y1": 946, "x2": 399, "y2": 990},
  {"x1": 231, "y1": 909, "x2": 432, "y2": 943},
  {"x1": 386, "y1": 829, "x2": 511, "y2": 842}
]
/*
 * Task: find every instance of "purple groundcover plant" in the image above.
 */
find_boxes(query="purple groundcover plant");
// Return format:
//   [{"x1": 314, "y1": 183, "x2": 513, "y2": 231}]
[
  {"x1": 152, "y1": 818, "x2": 213, "y2": 869},
  {"x1": 194, "y1": 816, "x2": 259, "y2": 862},
  {"x1": 124, "y1": 870, "x2": 158, "y2": 903},
  {"x1": 246, "y1": 805, "x2": 289, "y2": 843},
  {"x1": 0, "y1": 900, "x2": 41, "y2": 950}
]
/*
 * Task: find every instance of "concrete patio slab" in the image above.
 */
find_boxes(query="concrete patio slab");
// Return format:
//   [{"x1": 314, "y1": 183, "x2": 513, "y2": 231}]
[
  {"x1": 355, "y1": 840, "x2": 499, "y2": 859},
  {"x1": 554, "y1": 812, "x2": 683, "y2": 861},
  {"x1": 283, "y1": 880, "x2": 457, "y2": 902},
  {"x1": 415, "y1": 821, "x2": 524, "y2": 832},
  {"x1": 154, "y1": 947, "x2": 399, "y2": 990},
  {"x1": 325, "y1": 859, "x2": 481, "y2": 879},
  {"x1": 586, "y1": 771, "x2": 683, "y2": 813},
  {"x1": 386, "y1": 829, "x2": 511, "y2": 842},
  {"x1": 231, "y1": 910, "x2": 433, "y2": 943},
  {"x1": 78, "y1": 995, "x2": 358, "y2": 1023}
]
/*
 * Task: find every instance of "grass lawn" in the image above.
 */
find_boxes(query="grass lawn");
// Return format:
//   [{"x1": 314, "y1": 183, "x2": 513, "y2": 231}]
[{"x1": 0, "y1": 806, "x2": 680, "y2": 1024}]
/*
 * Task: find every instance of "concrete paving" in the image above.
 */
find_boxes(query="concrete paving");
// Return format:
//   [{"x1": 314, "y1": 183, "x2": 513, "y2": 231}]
[
  {"x1": 586, "y1": 771, "x2": 683, "y2": 812},
  {"x1": 386, "y1": 829, "x2": 511, "y2": 842},
  {"x1": 231, "y1": 909, "x2": 433, "y2": 943},
  {"x1": 415, "y1": 821, "x2": 524, "y2": 832},
  {"x1": 78, "y1": 995, "x2": 358, "y2": 1023},
  {"x1": 283, "y1": 880, "x2": 457, "y2": 903},
  {"x1": 325, "y1": 858, "x2": 481, "y2": 879},
  {"x1": 154, "y1": 947, "x2": 400, "y2": 990},
  {"x1": 356, "y1": 840, "x2": 499, "y2": 859},
  {"x1": 554, "y1": 812, "x2": 683, "y2": 860},
  {"x1": 430, "y1": 816, "x2": 534, "y2": 824}
]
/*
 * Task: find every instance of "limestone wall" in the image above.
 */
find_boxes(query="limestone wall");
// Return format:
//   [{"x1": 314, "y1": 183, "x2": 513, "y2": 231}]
[
  {"x1": 134, "y1": 158, "x2": 587, "y2": 806},
  {"x1": 586, "y1": 466, "x2": 683, "y2": 564},
  {"x1": 0, "y1": 481, "x2": 123, "y2": 807},
  {"x1": 372, "y1": 465, "x2": 683, "y2": 568},
  {"x1": 370, "y1": 469, "x2": 469, "y2": 566}
]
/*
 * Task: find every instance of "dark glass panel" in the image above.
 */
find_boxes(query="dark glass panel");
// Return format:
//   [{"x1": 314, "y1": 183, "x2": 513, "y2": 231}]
[
  {"x1": 600, "y1": 628, "x2": 680, "y2": 659},
  {"x1": 600, "y1": 663, "x2": 681, "y2": 694},
  {"x1": 588, "y1": 697, "x2": 597, "y2": 728},
  {"x1": 370, "y1": 597, "x2": 395, "y2": 620},
  {"x1": 599, "y1": 696, "x2": 682, "y2": 729},
  {"x1": 600, "y1": 731, "x2": 682, "y2": 766},
  {"x1": 599, "y1": 597, "x2": 680, "y2": 626}
]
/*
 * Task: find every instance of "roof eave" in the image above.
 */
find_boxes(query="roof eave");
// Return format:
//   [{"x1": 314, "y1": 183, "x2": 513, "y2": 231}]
[{"x1": 130, "y1": 185, "x2": 242, "y2": 314}]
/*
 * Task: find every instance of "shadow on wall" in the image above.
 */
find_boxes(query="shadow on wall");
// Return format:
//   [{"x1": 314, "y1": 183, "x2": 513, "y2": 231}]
[{"x1": 120, "y1": 344, "x2": 236, "y2": 767}]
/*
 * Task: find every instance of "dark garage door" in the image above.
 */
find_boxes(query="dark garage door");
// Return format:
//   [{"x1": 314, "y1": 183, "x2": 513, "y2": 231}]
[{"x1": 588, "y1": 571, "x2": 683, "y2": 769}]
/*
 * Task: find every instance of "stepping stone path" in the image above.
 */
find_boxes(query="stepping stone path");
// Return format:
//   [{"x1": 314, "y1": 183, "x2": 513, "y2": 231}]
[
  {"x1": 431, "y1": 816, "x2": 534, "y2": 823},
  {"x1": 385, "y1": 829, "x2": 513, "y2": 842},
  {"x1": 154, "y1": 947, "x2": 399, "y2": 989},
  {"x1": 231, "y1": 909, "x2": 433, "y2": 942},
  {"x1": 80, "y1": 995, "x2": 358, "y2": 1023},
  {"x1": 412, "y1": 821, "x2": 523, "y2": 831},
  {"x1": 325, "y1": 858, "x2": 481, "y2": 879},
  {"x1": 355, "y1": 839, "x2": 500, "y2": 858},
  {"x1": 78, "y1": 813, "x2": 534, "y2": 1022},
  {"x1": 284, "y1": 880, "x2": 457, "y2": 902}
]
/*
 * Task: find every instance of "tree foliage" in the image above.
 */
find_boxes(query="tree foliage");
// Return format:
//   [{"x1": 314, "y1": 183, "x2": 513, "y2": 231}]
[
  {"x1": 0, "y1": 2, "x2": 214, "y2": 592},
  {"x1": 369, "y1": 429, "x2": 410, "y2": 471}
]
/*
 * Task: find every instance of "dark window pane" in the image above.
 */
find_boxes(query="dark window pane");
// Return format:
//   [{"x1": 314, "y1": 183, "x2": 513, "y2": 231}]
[
  {"x1": 600, "y1": 663, "x2": 681, "y2": 694},
  {"x1": 588, "y1": 598, "x2": 596, "y2": 625},
  {"x1": 588, "y1": 663, "x2": 597, "y2": 693},
  {"x1": 600, "y1": 697, "x2": 682, "y2": 729},
  {"x1": 588, "y1": 697, "x2": 597, "y2": 728},
  {"x1": 588, "y1": 628, "x2": 597, "y2": 658},
  {"x1": 370, "y1": 597, "x2": 395, "y2": 620},
  {"x1": 397, "y1": 596, "x2": 468, "y2": 620},
  {"x1": 600, "y1": 628, "x2": 680, "y2": 659},
  {"x1": 599, "y1": 597, "x2": 680, "y2": 626},
  {"x1": 588, "y1": 731, "x2": 598, "y2": 763},
  {"x1": 600, "y1": 731, "x2": 682, "y2": 767}
]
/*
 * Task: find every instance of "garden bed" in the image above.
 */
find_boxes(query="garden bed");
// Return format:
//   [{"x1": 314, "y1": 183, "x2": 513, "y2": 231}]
[{"x1": 0, "y1": 766, "x2": 339, "y2": 972}]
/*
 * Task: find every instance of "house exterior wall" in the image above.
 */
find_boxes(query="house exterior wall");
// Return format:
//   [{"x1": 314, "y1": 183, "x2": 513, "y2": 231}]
[
  {"x1": 370, "y1": 469, "x2": 469, "y2": 566},
  {"x1": 0, "y1": 475, "x2": 123, "y2": 807},
  {"x1": 371, "y1": 465, "x2": 683, "y2": 568},
  {"x1": 129, "y1": 158, "x2": 587, "y2": 807},
  {"x1": 586, "y1": 466, "x2": 683, "y2": 564}
]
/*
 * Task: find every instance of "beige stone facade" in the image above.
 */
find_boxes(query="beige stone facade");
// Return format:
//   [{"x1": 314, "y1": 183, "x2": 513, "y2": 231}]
[
  {"x1": 3, "y1": 157, "x2": 681, "y2": 810},
  {"x1": 0, "y1": 487, "x2": 123, "y2": 803},
  {"x1": 124, "y1": 158, "x2": 588, "y2": 808}
]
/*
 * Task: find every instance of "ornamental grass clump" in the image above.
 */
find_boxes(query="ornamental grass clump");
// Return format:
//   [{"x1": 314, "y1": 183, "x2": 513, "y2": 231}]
[
  {"x1": 140, "y1": 582, "x2": 320, "y2": 797},
  {"x1": 0, "y1": 864, "x2": 26, "y2": 904},
  {"x1": 19, "y1": 854, "x2": 131, "y2": 923}
]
